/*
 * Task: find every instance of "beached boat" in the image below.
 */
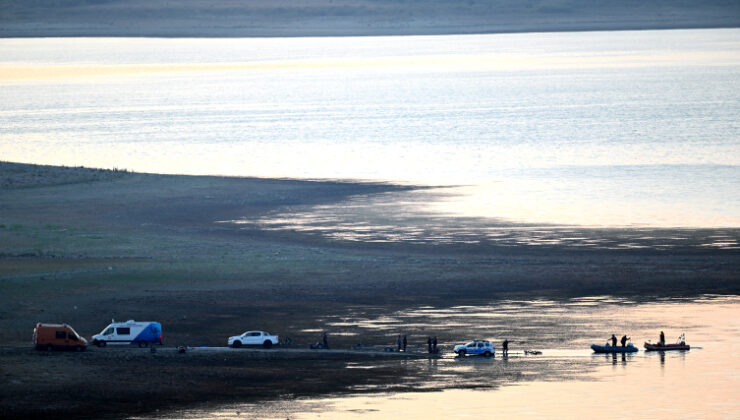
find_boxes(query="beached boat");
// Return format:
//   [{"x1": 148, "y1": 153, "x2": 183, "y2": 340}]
[
  {"x1": 591, "y1": 344, "x2": 638, "y2": 353},
  {"x1": 644, "y1": 342, "x2": 690, "y2": 351}
]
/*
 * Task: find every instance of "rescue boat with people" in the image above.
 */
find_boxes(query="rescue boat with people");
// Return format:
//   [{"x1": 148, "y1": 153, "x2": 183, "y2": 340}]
[
  {"x1": 644, "y1": 342, "x2": 690, "y2": 351},
  {"x1": 591, "y1": 343, "x2": 638, "y2": 353},
  {"x1": 644, "y1": 333, "x2": 690, "y2": 351}
]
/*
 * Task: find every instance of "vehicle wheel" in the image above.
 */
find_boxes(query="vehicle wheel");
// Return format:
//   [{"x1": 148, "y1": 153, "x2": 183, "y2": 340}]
[
  {"x1": 483, "y1": 351, "x2": 491, "y2": 357},
  {"x1": 232, "y1": 341, "x2": 242, "y2": 348},
  {"x1": 76, "y1": 346, "x2": 83, "y2": 352},
  {"x1": 98, "y1": 341, "x2": 106, "y2": 348},
  {"x1": 47, "y1": 344, "x2": 53, "y2": 352},
  {"x1": 263, "y1": 340, "x2": 273, "y2": 349},
  {"x1": 457, "y1": 350, "x2": 466, "y2": 357}
]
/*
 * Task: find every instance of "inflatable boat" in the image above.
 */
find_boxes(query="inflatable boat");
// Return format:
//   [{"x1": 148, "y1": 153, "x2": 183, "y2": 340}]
[
  {"x1": 644, "y1": 342, "x2": 690, "y2": 351},
  {"x1": 591, "y1": 344, "x2": 638, "y2": 353}
]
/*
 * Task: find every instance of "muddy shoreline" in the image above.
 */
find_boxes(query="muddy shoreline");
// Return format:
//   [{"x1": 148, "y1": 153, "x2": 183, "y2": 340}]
[
  {"x1": 1, "y1": 161, "x2": 738, "y2": 418},
  {"x1": 0, "y1": 346, "x2": 438, "y2": 420}
]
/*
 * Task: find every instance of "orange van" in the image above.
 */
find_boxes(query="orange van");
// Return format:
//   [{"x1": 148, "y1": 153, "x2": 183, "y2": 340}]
[{"x1": 33, "y1": 323, "x2": 88, "y2": 351}]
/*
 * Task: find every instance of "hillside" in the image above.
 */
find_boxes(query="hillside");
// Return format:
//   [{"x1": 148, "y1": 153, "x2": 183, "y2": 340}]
[{"x1": 1, "y1": 0, "x2": 739, "y2": 37}]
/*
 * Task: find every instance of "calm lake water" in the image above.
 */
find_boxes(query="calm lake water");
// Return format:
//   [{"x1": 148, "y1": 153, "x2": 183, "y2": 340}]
[
  {"x1": 138, "y1": 295, "x2": 740, "y2": 419},
  {"x1": 1, "y1": 29, "x2": 739, "y2": 227}
]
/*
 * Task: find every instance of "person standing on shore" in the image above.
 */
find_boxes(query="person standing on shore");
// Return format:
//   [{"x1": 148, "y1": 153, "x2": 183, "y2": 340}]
[
  {"x1": 432, "y1": 336, "x2": 438, "y2": 353},
  {"x1": 397, "y1": 335, "x2": 402, "y2": 351},
  {"x1": 402, "y1": 335, "x2": 407, "y2": 352},
  {"x1": 427, "y1": 337, "x2": 432, "y2": 353},
  {"x1": 502, "y1": 339, "x2": 509, "y2": 356},
  {"x1": 323, "y1": 332, "x2": 328, "y2": 349}
]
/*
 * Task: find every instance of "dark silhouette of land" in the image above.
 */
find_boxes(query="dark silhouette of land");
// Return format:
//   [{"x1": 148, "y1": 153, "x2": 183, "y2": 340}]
[{"x1": 1, "y1": 0, "x2": 739, "y2": 38}]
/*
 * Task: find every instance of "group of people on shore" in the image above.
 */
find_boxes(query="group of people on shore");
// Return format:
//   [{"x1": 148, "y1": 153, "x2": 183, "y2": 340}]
[
  {"x1": 397, "y1": 335, "x2": 407, "y2": 352},
  {"x1": 395, "y1": 335, "x2": 440, "y2": 353},
  {"x1": 426, "y1": 336, "x2": 438, "y2": 353}
]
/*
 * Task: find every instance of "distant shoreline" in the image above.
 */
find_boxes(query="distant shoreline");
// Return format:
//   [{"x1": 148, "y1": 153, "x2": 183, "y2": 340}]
[
  {"x1": 2, "y1": 0, "x2": 738, "y2": 39},
  {"x1": 2, "y1": 22, "x2": 738, "y2": 39}
]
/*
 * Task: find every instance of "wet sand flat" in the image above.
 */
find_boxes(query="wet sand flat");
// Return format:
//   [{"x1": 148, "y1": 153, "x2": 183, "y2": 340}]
[{"x1": 0, "y1": 161, "x2": 739, "y2": 418}]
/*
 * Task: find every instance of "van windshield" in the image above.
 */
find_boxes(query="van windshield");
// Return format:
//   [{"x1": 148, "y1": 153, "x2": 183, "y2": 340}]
[{"x1": 101, "y1": 327, "x2": 114, "y2": 335}]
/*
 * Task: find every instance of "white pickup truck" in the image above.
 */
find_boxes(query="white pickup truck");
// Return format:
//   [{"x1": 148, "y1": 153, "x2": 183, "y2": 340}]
[{"x1": 228, "y1": 330, "x2": 279, "y2": 348}]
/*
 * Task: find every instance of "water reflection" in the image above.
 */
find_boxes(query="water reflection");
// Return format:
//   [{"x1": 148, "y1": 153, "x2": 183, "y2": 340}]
[
  {"x1": 606, "y1": 352, "x2": 630, "y2": 367},
  {"x1": 145, "y1": 295, "x2": 739, "y2": 419},
  {"x1": 222, "y1": 187, "x2": 740, "y2": 248}
]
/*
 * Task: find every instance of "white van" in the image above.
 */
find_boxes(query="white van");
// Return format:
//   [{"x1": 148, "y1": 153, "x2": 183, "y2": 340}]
[{"x1": 91, "y1": 320, "x2": 163, "y2": 347}]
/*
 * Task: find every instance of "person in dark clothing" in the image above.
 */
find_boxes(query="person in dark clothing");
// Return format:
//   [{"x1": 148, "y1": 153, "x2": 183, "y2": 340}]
[
  {"x1": 502, "y1": 339, "x2": 509, "y2": 356},
  {"x1": 397, "y1": 335, "x2": 402, "y2": 351},
  {"x1": 432, "y1": 336, "x2": 438, "y2": 353},
  {"x1": 322, "y1": 332, "x2": 328, "y2": 349},
  {"x1": 427, "y1": 337, "x2": 432, "y2": 353},
  {"x1": 659, "y1": 331, "x2": 665, "y2": 346},
  {"x1": 610, "y1": 334, "x2": 617, "y2": 347},
  {"x1": 402, "y1": 335, "x2": 407, "y2": 352},
  {"x1": 621, "y1": 335, "x2": 630, "y2": 347}
]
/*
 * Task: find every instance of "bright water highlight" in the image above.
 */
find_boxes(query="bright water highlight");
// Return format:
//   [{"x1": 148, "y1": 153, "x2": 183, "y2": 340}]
[{"x1": 1, "y1": 29, "x2": 739, "y2": 226}]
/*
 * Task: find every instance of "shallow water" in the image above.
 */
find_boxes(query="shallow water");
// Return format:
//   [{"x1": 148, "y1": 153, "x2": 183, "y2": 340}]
[
  {"x1": 146, "y1": 295, "x2": 740, "y2": 419},
  {"x1": 2, "y1": 29, "x2": 739, "y2": 227},
  {"x1": 223, "y1": 187, "x2": 740, "y2": 248}
]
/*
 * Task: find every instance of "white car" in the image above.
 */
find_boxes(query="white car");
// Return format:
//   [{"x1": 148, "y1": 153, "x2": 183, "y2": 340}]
[
  {"x1": 228, "y1": 330, "x2": 279, "y2": 348},
  {"x1": 454, "y1": 340, "x2": 495, "y2": 356}
]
